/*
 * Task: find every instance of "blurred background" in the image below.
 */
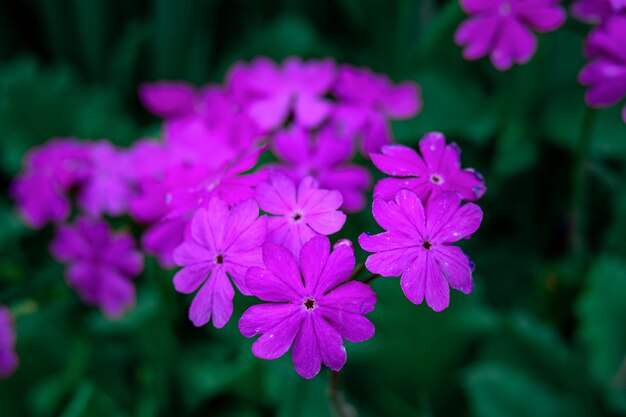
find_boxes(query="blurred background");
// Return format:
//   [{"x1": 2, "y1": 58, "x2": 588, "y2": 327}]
[{"x1": 1, "y1": 0, "x2": 626, "y2": 416}]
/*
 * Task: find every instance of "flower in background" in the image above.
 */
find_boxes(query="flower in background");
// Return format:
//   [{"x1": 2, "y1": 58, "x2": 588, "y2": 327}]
[
  {"x1": 240, "y1": 236, "x2": 376, "y2": 379},
  {"x1": 455, "y1": 0, "x2": 566, "y2": 70},
  {"x1": 0, "y1": 306, "x2": 18, "y2": 379},
  {"x1": 371, "y1": 132, "x2": 485, "y2": 203},
  {"x1": 359, "y1": 190, "x2": 482, "y2": 311},
  {"x1": 271, "y1": 125, "x2": 372, "y2": 212},
  {"x1": 579, "y1": 15, "x2": 626, "y2": 123},
  {"x1": 332, "y1": 65, "x2": 421, "y2": 154},
  {"x1": 173, "y1": 198, "x2": 267, "y2": 328},
  {"x1": 238, "y1": 56, "x2": 336, "y2": 131},
  {"x1": 139, "y1": 82, "x2": 204, "y2": 119},
  {"x1": 51, "y1": 218, "x2": 144, "y2": 318},
  {"x1": 10, "y1": 138, "x2": 89, "y2": 228},
  {"x1": 571, "y1": 0, "x2": 626, "y2": 24},
  {"x1": 255, "y1": 172, "x2": 346, "y2": 260}
]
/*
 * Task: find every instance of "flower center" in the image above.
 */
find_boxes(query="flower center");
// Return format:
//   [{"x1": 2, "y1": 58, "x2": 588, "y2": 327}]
[
  {"x1": 303, "y1": 298, "x2": 316, "y2": 311},
  {"x1": 423, "y1": 241, "x2": 432, "y2": 250},
  {"x1": 215, "y1": 254, "x2": 224, "y2": 265},
  {"x1": 429, "y1": 173, "x2": 444, "y2": 185},
  {"x1": 292, "y1": 211, "x2": 303, "y2": 221}
]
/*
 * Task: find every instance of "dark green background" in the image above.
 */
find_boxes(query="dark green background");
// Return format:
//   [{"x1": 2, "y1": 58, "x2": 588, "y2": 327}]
[{"x1": 1, "y1": 0, "x2": 626, "y2": 416}]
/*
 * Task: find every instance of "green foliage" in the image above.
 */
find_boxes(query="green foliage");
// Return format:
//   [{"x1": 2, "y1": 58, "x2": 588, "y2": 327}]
[{"x1": 1, "y1": 0, "x2": 626, "y2": 416}]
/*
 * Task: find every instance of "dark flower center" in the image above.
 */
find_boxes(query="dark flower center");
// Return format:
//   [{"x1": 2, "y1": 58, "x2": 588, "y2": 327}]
[
  {"x1": 303, "y1": 298, "x2": 316, "y2": 310},
  {"x1": 423, "y1": 241, "x2": 432, "y2": 250},
  {"x1": 215, "y1": 254, "x2": 224, "y2": 264},
  {"x1": 429, "y1": 173, "x2": 444, "y2": 185},
  {"x1": 292, "y1": 212, "x2": 302, "y2": 221}
]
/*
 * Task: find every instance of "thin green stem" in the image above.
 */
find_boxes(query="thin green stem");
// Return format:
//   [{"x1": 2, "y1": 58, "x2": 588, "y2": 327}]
[
  {"x1": 363, "y1": 274, "x2": 381, "y2": 284},
  {"x1": 328, "y1": 371, "x2": 357, "y2": 417},
  {"x1": 349, "y1": 263, "x2": 366, "y2": 281}
]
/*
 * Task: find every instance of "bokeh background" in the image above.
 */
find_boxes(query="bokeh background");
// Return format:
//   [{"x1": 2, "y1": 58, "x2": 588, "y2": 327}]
[{"x1": 1, "y1": 0, "x2": 626, "y2": 416}]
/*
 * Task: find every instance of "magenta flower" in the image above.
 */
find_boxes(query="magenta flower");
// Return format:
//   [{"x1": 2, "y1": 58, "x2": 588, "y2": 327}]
[
  {"x1": 0, "y1": 306, "x2": 18, "y2": 379},
  {"x1": 139, "y1": 82, "x2": 202, "y2": 119},
  {"x1": 455, "y1": 0, "x2": 566, "y2": 70},
  {"x1": 10, "y1": 138, "x2": 89, "y2": 228},
  {"x1": 271, "y1": 126, "x2": 372, "y2": 212},
  {"x1": 359, "y1": 190, "x2": 482, "y2": 311},
  {"x1": 239, "y1": 235, "x2": 376, "y2": 379},
  {"x1": 333, "y1": 65, "x2": 422, "y2": 154},
  {"x1": 572, "y1": 0, "x2": 626, "y2": 24},
  {"x1": 51, "y1": 218, "x2": 144, "y2": 318},
  {"x1": 579, "y1": 15, "x2": 626, "y2": 123},
  {"x1": 173, "y1": 198, "x2": 267, "y2": 328},
  {"x1": 242, "y1": 56, "x2": 336, "y2": 131},
  {"x1": 371, "y1": 132, "x2": 485, "y2": 203},
  {"x1": 255, "y1": 172, "x2": 346, "y2": 260}
]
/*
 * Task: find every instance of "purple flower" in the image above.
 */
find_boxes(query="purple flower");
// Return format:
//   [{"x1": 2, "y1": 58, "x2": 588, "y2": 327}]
[
  {"x1": 10, "y1": 138, "x2": 89, "y2": 228},
  {"x1": 359, "y1": 190, "x2": 482, "y2": 311},
  {"x1": 239, "y1": 235, "x2": 376, "y2": 379},
  {"x1": 579, "y1": 15, "x2": 626, "y2": 123},
  {"x1": 371, "y1": 132, "x2": 485, "y2": 203},
  {"x1": 173, "y1": 198, "x2": 267, "y2": 328},
  {"x1": 139, "y1": 82, "x2": 202, "y2": 119},
  {"x1": 51, "y1": 218, "x2": 144, "y2": 318},
  {"x1": 241, "y1": 56, "x2": 336, "y2": 131},
  {"x1": 271, "y1": 125, "x2": 372, "y2": 212},
  {"x1": 571, "y1": 0, "x2": 626, "y2": 24},
  {"x1": 455, "y1": 0, "x2": 566, "y2": 70},
  {"x1": 333, "y1": 65, "x2": 422, "y2": 154},
  {"x1": 255, "y1": 172, "x2": 346, "y2": 260},
  {"x1": 0, "y1": 306, "x2": 18, "y2": 379}
]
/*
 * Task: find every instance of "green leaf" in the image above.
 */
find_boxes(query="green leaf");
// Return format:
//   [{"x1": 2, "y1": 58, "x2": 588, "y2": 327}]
[
  {"x1": 492, "y1": 118, "x2": 538, "y2": 178},
  {"x1": 577, "y1": 256, "x2": 626, "y2": 412}
]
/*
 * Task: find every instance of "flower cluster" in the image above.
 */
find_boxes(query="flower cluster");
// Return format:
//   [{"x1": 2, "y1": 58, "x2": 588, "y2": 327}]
[
  {"x1": 360, "y1": 132, "x2": 485, "y2": 311},
  {"x1": 9, "y1": 56, "x2": 483, "y2": 379},
  {"x1": 455, "y1": 0, "x2": 566, "y2": 71},
  {"x1": 574, "y1": 2, "x2": 626, "y2": 122}
]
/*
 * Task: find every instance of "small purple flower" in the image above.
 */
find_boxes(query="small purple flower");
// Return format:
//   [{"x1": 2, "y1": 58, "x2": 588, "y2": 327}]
[
  {"x1": 255, "y1": 172, "x2": 346, "y2": 260},
  {"x1": 579, "y1": 15, "x2": 626, "y2": 123},
  {"x1": 51, "y1": 218, "x2": 144, "y2": 318},
  {"x1": 271, "y1": 125, "x2": 372, "y2": 212},
  {"x1": 455, "y1": 0, "x2": 566, "y2": 70},
  {"x1": 239, "y1": 235, "x2": 376, "y2": 379},
  {"x1": 139, "y1": 82, "x2": 202, "y2": 119},
  {"x1": 0, "y1": 306, "x2": 18, "y2": 379},
  {"x1": 173, "y1": 198, "x2": 267, "y2": 328},
  {"x1": 10, "y1": 138, "x2": 89, "y2": 228},
  {"x1": 571, "y1": 0, "x2": 626, "y2": 24},
  {"x1": 242, "y1": 56, "x2": 336, "y2": 131},
  {"x1": 333, "y1": 65, "x2": 422, "y2": 154},
  {"x1": 371, "y1": 132, "x2": 485, "y2": 203},
  {"x1": 359, "y1": 190, "x2": 482, "y2": 311}
]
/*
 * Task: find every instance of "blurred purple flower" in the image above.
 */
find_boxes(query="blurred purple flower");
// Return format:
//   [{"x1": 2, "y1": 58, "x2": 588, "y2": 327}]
[
  {"x1": 240, "y1": 56, "x2": 336, "y2": 131},
  {"x1": 173, "y1": 198, "x2": 267, "y2": 328},
  {"x1": 10, "y1": 138, "x2": 89, "y2": 228},
  {"x1": 139, "y1": 82, "x2": 203, "y2": 119},
  {"x1": 271, "y1": 126, "x2": 372, "y2": 212},
  {"x1": 579, "y1": 15, "x2": 626, "y2": 122},
  {"x1": 255, "y1": 172, "x2": 346, "y2": 260},
  {"x1": 239, "y1": 235, "x2": 375, "y2": 379},
  {"x1": 571, "y1": 0, "x2": 626, "y2": 24},
  {"x1": 359, "y1": 190, "x2": 482, "y2": 311},
  {"x1": 372, "y1": 132, "x2": 485, "y2": 203},
  {"x1": 455, "y1": 0, "x2": 566, "y2": 70},
  {"x1": 0, "y1": 306, "x2": 18, "y2": 379},
  {"x1": 51, "y1": 218, "x2": 144, "y2": 318},
  {"x1": 332, "y1": 65, "x2": 421, "y2": 154}
]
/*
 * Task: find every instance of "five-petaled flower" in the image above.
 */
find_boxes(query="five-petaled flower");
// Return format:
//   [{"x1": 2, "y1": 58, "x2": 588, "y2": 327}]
[
  {"x1": 359, "y1": 190, "x2": 482, "y2": 312},
  {"x1": 173, "y1": 198, "x2": 267, "y2": 328},
  {"x1": 239, "y1": 235, "x2": 376, "y2": 379},
  {"x1": 371, "y1": 132, "x2": 485, "y2": 203}
]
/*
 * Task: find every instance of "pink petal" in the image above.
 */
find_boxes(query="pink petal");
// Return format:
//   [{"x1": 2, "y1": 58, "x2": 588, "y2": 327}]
[
  {"x1": 245, "y1": 264, "x2": 302, "y2": 302},
  {"x1": 100, "y1": 270, "x2": 135, "y2": 318},
  {"x1": 223, "y1": 200, "x2": 267, "y2": 251},
  {"x1": 255, "y1": 172, "x2": 296, "y2": 215},
  {"x1": 455, "y1": 16, "x2": 500, "y2": 61},
  {"x1": 446, "y1": 169, "x2": 487, "y2": 201},
  {"x1": 223, "y1": 248, "x2": 263, "y2": 295},
  {"x1": 418, "y1": 132, "x2": 447, "y2": 171},
  {"x1": 381, "y1": 82, "x2": 422, "y2": 119},
  {"x1": 516, "y1": 4, "x2": 566, "y2": 32},
  {"x1": 299, "y1": 234, "x2": 331, "y2": 292},
  {"x1": 400, "y1": 253, "x2": 433, "y2": 307},
  {"x1": 424, "y1": 191, "x2": 462, "y2": 238},
  {"x1": 173, "y1": 240, "x2": 213, "y2": 266},
  {"x1": 312, "y1": 238, "x2": 355, "y2": 295},
  {"x1": 239, "y1": 303, "x2": 300, "y2": 337},
  {"x1": 373, "y1": 177, "x2": 429, "y2": 202},
  {"x1": 248, "y1": 95, "x2": 291, "y2": 131},
  {"x1": 315, "y1": 126, "x2": 355, "y2": 166},
  {"x1": 321, "y1": 281, "x2": 376, "y2": 314},
  {"x1": 191, "y1": 200, "x2": 229, "y2": 251},
  {"x1": 251, "y1": 312, "x2": 304, "y2": 360},
  {"x1": 292, "y1": 315, "x2": 323, "y2": 379},
  {"x1": 312, "y1": 315, "x2": 347, "y2": 372},
  {"x1": 318, "y1": 166, "x2": 371, "y2": 213},
  {"x1": 189, "y1": 268, "x2": 234, "y2": 328},
  {"x1": 138, "y1": 82, "x2": 196, "y2": 117},
  {"x1": 272, "y1": 127, "x2": 309, "y2": 164},
  {"x1": 424, "y1": 256, "x2": 450, "y2": 312},
  {"x1": 371, "y1": 197, "x2": 423, "y2": 238},
  {"x1": 295, "y1": 95, "x2": 332, "y2": 128},
  {"x1": 371, "y1": 144, "x2": 426, "y2": 177},
  {"x1": 319, "y1": 307, "x2": 375, "y2": 343},
  {"x1": 173, "y1": 263, "x2": 213, "y2": 294},
  {"x1": 490, "y1": 18, "x2": 537, "y2": 71},
  {"x1": 433, "y1": 246, "x2": 474, "y2": 295},
  {"x1": 433, "y1": 201, "x2": 483, "y2": 243},
  {"x1": 360, "y1": 235, "x2": 421, "y2": 277}
]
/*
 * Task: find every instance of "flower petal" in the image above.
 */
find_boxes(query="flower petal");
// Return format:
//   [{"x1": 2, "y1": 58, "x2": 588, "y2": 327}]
[
  {"x1": 292, "y1": 315, "x2": 322, "y2": 379},
  {"x1": 433, "y1": 246, "x2": 474, "y2": 295},
  {"x1": 256, "y1": 172, "x2": 296, "y2": 215},
  {"x1": 371, "y1": 144, "x2": 426, "y2": 176},
  {"x1": 239, "y1": 303, "x2": 300, "y2": 337},
  {"x1": 245, "y1": 266, "x2": 301, "y2": 302},
  {"x1": 189, "y1": 268, "x2": 234, "y2": 328},
  {"x1": 312, "y1": 315, "x2": 347, "y2": 372},
  {"x1": 173, "y1": 262, "x2": 213, "y2": 294},
  {"x1": 251, "y1": 312, "x2": 304, "y2": 360}
]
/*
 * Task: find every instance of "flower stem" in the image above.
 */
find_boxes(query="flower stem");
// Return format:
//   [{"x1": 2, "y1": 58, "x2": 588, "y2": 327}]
[
  {"x1": 362, "y1": 274, "x2": 380, "y2": 284},
  {"x1": 328, "y1": 371, "x2": 357, "y2": 417},
  {"x1": 349, "y1": 263, "x2": 366, "y2": 281}
]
